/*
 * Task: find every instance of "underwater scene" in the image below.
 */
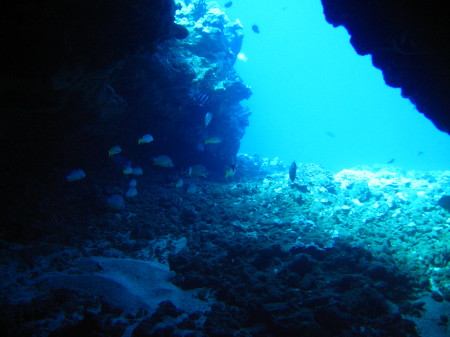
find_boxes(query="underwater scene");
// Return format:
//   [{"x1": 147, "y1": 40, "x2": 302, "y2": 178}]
[{"x1": 2, "y1": 1, "x2": 450, "y2": 336}]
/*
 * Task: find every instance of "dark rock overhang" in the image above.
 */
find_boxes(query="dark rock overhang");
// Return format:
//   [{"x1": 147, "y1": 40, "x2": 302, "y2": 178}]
[
  {"x1": 2, "y1": 0, "x2": 180, "y2": 116},
  {"x1": 1, "y1": 0, "x2": 251, "y2": 236},
  {"x1": 321, "y1": 0, "x2": 450, "y2": 134},
  {"x1": 1, "y1": 0, "x2": 181, "y2": 232}
]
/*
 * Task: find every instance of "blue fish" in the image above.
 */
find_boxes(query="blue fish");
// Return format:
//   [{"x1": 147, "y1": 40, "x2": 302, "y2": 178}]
[
  {"x1": 66, "y1": 168, "x2": 86, "y2": 182},
  {"x1": 106, "y1": 194, "x2": 125, "y2": 210},
  {"x1": 125, "y1": 187, "x2": 138, "y2": 198}
]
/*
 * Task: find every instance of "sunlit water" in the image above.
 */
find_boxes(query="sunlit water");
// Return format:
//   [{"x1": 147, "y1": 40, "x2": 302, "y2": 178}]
[{"x1": 219, "y1": 0, "x2": 450, "y2": 173}]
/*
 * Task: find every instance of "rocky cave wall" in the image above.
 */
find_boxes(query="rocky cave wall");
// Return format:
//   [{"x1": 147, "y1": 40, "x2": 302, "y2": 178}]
[
  {"x1": 1, "y1": 0, "x2": 251, "y2": 239},
  {"x1": 321, "y1": 0, "x2": 450, "y2": 134}
]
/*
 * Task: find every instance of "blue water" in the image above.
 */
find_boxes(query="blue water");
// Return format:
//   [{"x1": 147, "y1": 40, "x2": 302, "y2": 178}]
[{"x1": 221, "y1": 0, "x2": 450, "y2": 173}]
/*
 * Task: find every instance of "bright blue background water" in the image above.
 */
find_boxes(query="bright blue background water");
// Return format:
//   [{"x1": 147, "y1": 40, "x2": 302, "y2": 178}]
[{"x1": 219, "y1": 0, "x2": 450, "y2": 173}]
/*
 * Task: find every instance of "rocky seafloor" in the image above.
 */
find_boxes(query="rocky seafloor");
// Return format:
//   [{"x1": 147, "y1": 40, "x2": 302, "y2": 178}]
[{"x1": 1, "y1": 154, "x2": 450, "y2": 337}]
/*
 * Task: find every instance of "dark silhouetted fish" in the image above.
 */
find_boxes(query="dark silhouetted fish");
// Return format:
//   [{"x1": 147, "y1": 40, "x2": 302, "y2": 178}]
[
  {"x1": 224, "y1": 1, "x2": 232, "y2": 8},
  {"x1": 251, "y1": 25, "x2": 260, "y2": 33},
  {"x1": 387, "y1": 158, "x2": 395, "y2": 164},
  {"x1": 325, "y1": 131, "x2": 336, "y2": 138},
  {"x1": 289, "y1": 161, "x2": 297, "y2": 182},
  {"x1": 438, "y1": 195, "x2": 450, "y2": 212}
]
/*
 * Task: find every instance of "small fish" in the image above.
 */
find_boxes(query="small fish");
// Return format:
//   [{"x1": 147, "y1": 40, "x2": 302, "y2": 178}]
[
  {"x1": 188, "y1": 164, "x2": 207, "y2": 177},
  {"x1": 417, "y1": 151, "x2": 424, "y2": 156},
  {"x1": 204, "y1": 136, "x2": 222, "y2": 144},
  {"x1": 131, "y1": 167, "x2": 143, "y2": 175},
  {"x1": 387, "y1": 158, "x2": 395, "y2": 164},
  {"x1": 66, "y1": 168, "x2": 86, "y2": 182},
  {"x1": 125, "y1": 187, "x2": 138, "y2": 198},
  {"x1": 129, "y1": 179, "x2": 137, "y2": 187},
  {"x1": 196, "y1": 92, "x2": 209, "y2": 106},
  {"x1": 205, "y1": 112, "x2": 213, "y2": 127},
  {"x1": 325, "y1": 131, "x2": 336, "y2": 138},
  {"x1": 106, "y1": 194, "x2": 125, "y2": 210},
  {"x1": 153, "y1": 155, "x2": 174, "y2": 168},
  {"x1": 289, "y1": 161, "x2": 297, "y2": 182},
  {"x1": 123, "y1": 166, "x2": 133, "y2": 175},
  {"x1": 176, "y1": 178, "x2": 184, "y2": 188},
  {"x1": 251, "y1": 24, "x2": 260, "y2": 33},
  {"x1": 225, "y1": 164, "x2": 235, "y2": 178},
  {"x1": 190, "y1": 89, "x2": 209, "y2": 107},
  {"x1": 109, "y1": 145, "x2": 122, "y2": 157},
  {"x1": 186, "y1": 183, "x2": 197, "y2": 194},
  {"x1": 138, "y1": 134, "x2": 154, "y2": 144},
  {"x1": 224, "y1": 1, "x2": 232, "y2": 8}
]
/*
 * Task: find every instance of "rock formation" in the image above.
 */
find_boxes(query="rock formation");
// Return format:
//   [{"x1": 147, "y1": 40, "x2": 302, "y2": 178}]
[
  {"x1": 321, "y1": 0, "x2": 450, "y2": 133},
  {"x1": 1, "y1": 0, "x2": 251, "y2": 236}
]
